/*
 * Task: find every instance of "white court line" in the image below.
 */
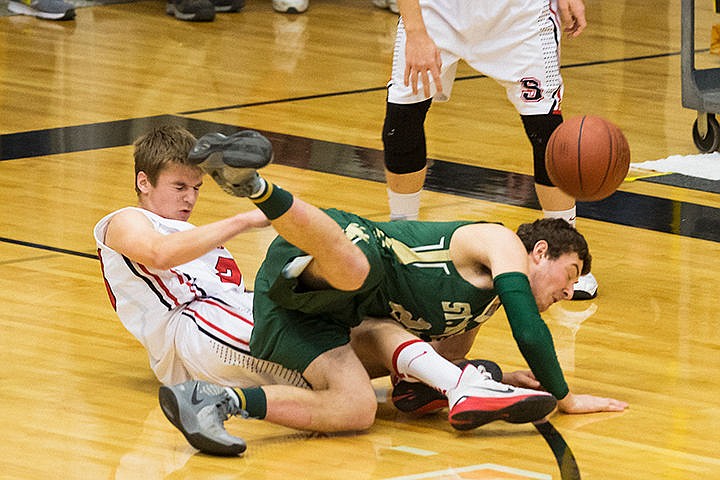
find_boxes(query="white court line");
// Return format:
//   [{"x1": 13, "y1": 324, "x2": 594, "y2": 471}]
[
  {"x1": 386, "y1": 445, "x2": 438, "y2": 456},
  {"x1": 383, "y1": 463, "x2": 551, "y2": 480}
]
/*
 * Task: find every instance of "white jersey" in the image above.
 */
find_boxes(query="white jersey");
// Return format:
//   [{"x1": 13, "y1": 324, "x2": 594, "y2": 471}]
[
  {"x1": 94, "y1": 207, "x2": 307, "y2": 388},
  {"x1": 388, "y1": 0, "x2": 563, "y2": 115}
]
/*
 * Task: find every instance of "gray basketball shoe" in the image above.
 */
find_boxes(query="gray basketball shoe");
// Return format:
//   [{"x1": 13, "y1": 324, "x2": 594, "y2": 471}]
[
  {"x1": 159, "y1": 380, "x2": 247, "y2": 456},
  {"x1": 211, "y1": 0, "x2": 244, "y2": 12},
  {"x1": 8, "y1": 0, "x2": 75, "y2": 20},
  {"x1": 188, "y1": 130, "x2": 273, "y2": 197},
  {"x1": 165, "y1": 0, "x2": 215, "y2": 21}
]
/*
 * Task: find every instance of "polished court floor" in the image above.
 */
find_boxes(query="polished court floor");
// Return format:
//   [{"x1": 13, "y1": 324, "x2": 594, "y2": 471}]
[{"x1": 1, "y1": 0, "x2": 720, "y2": 478}]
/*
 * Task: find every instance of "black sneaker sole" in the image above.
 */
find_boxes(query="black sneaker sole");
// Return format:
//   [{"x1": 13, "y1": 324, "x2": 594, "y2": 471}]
[
  {"x1": 166, "y1": 4, "x2": 215, "y2": 21},
  {"x1": 158, "y1": 386, "x2": 247, "y2": 456},
  {"x1": 214, "y1": 0, "x2": 244, "y2": 11},
  {"x1": 449, "y1": 395, "x2": 557, "y2": 431},
  {"x1": 572, "y1": 289, "x2": 598, "y2": 300},
  {"x1": 189, "y1": 131, "x2": 273, "y2": 169}
]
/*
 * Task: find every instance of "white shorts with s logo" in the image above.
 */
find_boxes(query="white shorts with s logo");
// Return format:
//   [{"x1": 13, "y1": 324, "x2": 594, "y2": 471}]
[{"x1": 387, "y1": 0, "x2": 563, "y2": 115}]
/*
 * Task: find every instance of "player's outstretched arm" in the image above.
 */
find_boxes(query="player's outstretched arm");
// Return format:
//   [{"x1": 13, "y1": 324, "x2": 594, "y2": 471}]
[
  {"x1": 105, "y1": 208, "x2": 269, "y2": 270},
  {"x1": 557, "y1": 391, "x2": 628, "y2": 414}
]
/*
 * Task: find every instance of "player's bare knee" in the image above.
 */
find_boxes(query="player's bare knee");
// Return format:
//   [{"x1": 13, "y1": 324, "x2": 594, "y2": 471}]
[
  {"x1": 345, "y1": 388, "x2": 377, "y2": 430},
  {"x1": 314, "y1": 348, "x2": 377, "y2": 430}
]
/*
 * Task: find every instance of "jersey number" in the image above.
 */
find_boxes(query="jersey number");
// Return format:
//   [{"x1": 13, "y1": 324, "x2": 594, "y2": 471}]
[{"x1": 215, "y1": 257, "x2": 242, "y2": 286}]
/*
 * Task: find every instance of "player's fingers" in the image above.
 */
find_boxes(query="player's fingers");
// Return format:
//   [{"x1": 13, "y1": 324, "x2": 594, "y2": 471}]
[
  {"x1": 573, "y1": 19, "x2": 587, "y2": 37},
  {"x1": 565, "y1": 18, "x2": 586, "y2": 37},
  {"x1": 607, "y1": 398, "x2": 629, "y2": 411},
  {"x1": 566, "y1": 5, "x2": 587, "y2": 37},
  {"x1": 557, "y1": 3, "x2": 571, "y2": 29},
  {"x1": 596, "y1": 397, "x2": 628, "y2": 412},
  {"x1": 406, "y1": 69, "x2": 420, "y2": 95},
  {"x1": 432, "y1": 51, "x2": 443, "y2": 94},
  {"x1": 421, "y1": 71, "x2": 431, "y2": 98}
]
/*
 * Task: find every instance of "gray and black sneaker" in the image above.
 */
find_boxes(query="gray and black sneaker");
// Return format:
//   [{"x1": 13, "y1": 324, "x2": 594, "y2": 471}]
[
  {"x1": 159, "y1": 380, "x2": 247, "y2": 456},
  {"x1": 8, "y1": 0, "x2": 75, "y2": 20},
  {"x1": 210, "y1": 0, "x2": 244, "y2": 12},
  {"x1": 166, "y1": 0, "x2": 215, "y2": 21},
  {"x1": 188, "y1": 130, "x2": 273, "y2": 197}
]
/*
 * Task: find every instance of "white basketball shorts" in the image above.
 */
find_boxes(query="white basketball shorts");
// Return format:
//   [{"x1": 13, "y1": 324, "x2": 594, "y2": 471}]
[{"x1": 387, "y1": 0, "x2": 563, "y2": 115}]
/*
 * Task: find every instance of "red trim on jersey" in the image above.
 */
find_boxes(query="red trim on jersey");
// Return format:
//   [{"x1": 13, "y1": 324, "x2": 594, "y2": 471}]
[
  {"x1": 136, "y1": 263, "x2": 181, "y2": 307},
  {"x1": 97, "y1": 248, "x2": 117, "y2": 311},
  {"x1": 170, "y1": 268, "x2": 202, "y2": 297},
  {"x1": 198, "y1": 297, "x2": 254, "y2": 327},
  {"x1": 185, "y1": 305, "x2": 250, "y2": 347}
]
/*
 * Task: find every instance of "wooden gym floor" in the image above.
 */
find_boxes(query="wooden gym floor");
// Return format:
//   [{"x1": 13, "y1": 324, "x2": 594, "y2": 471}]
[{"x1": 1, "y1": 0, "x2": 719, "y2": 478}]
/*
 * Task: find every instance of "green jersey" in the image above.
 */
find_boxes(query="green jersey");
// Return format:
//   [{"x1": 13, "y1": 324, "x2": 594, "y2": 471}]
[{"x1": 250, "y1": 209, "x2": 500, "y2": 371}]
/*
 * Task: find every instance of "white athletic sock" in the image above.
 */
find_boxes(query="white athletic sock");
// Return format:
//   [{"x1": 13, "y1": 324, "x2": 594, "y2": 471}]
[
  {"x1": 387, "y1": 188, "x2": 420, "y2": 221},
  {"x1": 392, "y1": 340, "x2": 462, "y2": 394},
  {"x1": 543, "y1": 206, "x2": 577, "y2": 228}
]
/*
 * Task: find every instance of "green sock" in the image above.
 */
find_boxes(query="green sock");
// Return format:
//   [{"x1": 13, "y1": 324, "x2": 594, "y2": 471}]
[
  {"x1": 233, "y1": 387, "x2": 267, "y2": 419},
  {"x1": 250, "y1": 179, "x2": 294, "y2": 220}
]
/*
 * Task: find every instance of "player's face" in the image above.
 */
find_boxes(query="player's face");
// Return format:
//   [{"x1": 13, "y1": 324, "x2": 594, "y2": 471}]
[
  {"x1": 141, "y1": 164, "x2": 203, "y2": 222},
  {"x1": 529, "y1": 250, "x2": 582, "y2": 312}
]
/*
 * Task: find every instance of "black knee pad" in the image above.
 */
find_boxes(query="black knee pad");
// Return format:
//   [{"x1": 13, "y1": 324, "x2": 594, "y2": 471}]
[
  {"x1": 382, "y1": 99, "x2": 432, "y2": 174},
  {"x1": 521, "y1": 113, "x2": 563, "y2": 186}
]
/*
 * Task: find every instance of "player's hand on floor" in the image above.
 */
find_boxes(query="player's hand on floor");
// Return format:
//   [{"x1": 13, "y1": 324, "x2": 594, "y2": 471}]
[
  {"x1": 502, "y1": 370, "x2": 542, "y2": 390},
  {"x1": 558, "y1": 392, "x2": 629, "y2": 414}
]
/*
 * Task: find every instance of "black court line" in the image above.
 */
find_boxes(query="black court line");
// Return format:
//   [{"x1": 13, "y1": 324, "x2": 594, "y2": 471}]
[
  {"x1": 179, "y1": 50, "x2": 696, "y2": 116},
  {"x1": 0, "y1": 236, "x2": 98, "y2": 260},
  {"x1": 643, "y1": 173, "x2": 720, "y2": 194},
  {"x1": 1, "y1": 116, "x2": 719, "y2": 248},
  {"x1": 535, "y1": 420, "x2": 581, "y2": 480}
]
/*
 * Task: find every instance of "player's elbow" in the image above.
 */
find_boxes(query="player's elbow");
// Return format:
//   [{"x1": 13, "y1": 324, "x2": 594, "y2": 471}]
[
  {"x1": 344, "y1": 254, "x2": 371, "y2": 290},
  {"x1": 145, "y1": 251, "x2": 181, "y2": 271}
]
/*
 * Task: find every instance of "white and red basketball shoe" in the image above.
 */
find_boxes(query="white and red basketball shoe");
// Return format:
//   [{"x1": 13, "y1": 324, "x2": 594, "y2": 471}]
[{"x1": 447, "y1": 364, "x2": 556, "y2": 431}]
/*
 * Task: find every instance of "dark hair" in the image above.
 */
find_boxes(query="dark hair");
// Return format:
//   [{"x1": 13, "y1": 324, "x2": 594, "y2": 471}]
[
  {"x1": 516, "y1": 218, "x2": 592, "y2": 275},
  {"x1": 132, "y1": 125, "x2": 198, "y2": 195}
]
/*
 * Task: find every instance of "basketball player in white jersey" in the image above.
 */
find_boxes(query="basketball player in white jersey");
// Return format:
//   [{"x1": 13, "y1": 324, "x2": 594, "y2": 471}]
[
  {"x1": 381, "y1": 0, "x2": 599, "y2": 298},
  {"x1": 94, "y1": 128, "x2": 307, "y2": 389}
]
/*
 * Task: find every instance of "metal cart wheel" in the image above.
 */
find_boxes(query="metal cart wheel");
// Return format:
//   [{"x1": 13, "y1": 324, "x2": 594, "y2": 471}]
[{"x1": 692, "y1": 114, "x2": 720, "y2": 152}]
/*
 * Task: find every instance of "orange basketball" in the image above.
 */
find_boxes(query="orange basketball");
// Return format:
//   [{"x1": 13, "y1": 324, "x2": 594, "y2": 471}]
[{"x1": 545, "y1": 115, "x2": 631, "y2": 201}]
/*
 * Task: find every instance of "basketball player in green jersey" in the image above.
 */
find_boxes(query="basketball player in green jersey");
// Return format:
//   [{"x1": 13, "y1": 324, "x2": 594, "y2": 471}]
[{"x1": 160, "y1": 130, "x2": 627, "y2": 455}]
